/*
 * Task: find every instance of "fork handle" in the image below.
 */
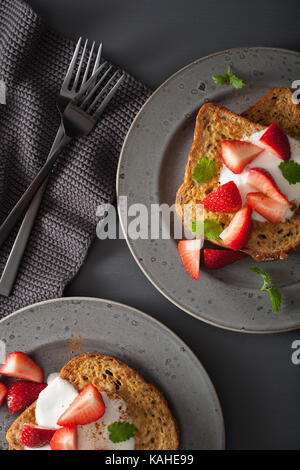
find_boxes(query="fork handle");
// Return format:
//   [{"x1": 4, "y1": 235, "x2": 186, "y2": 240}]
[
  {"x1": 0, "y1": 132, "x2": 71, "y2": 249},
  {"x1": 0, "y1": 127, "x2": 66, "y2": 296}
]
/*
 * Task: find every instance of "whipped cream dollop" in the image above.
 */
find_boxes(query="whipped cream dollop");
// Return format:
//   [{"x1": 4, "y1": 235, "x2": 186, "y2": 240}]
[
  {"x1": 26, "y1": 373, "x2": 135, "y2": 451},
  {"x1": 219, "y1": 130, "x2": 300, "y2": 222}
]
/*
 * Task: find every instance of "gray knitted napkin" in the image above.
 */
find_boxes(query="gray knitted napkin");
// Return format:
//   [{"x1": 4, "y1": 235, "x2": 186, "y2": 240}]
[{"x1": 0, "y1": 0, "x2": 151, "y2": 317}]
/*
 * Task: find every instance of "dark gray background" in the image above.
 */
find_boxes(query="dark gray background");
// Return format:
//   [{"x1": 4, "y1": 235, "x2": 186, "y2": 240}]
[{"x1": 27, "y1": 0, "x2": 300, "y2": 450}]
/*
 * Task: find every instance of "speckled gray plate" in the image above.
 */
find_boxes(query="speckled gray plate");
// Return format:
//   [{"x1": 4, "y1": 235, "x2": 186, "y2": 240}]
[
  {"x1": 0, "y1": 297, "x2": 224, "y2": 450},
  {"x1": 117, "y1": 47, "x2": 300, "y2": 333}
]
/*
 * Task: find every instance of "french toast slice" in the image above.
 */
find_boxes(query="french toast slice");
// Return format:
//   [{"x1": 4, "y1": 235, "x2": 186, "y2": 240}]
[
  {"x1": 6, "y1": 353, "x2": 179, "y2": 450},
  {"x1": 176, "y1": 93, "x2": 300, "y2": 261}
]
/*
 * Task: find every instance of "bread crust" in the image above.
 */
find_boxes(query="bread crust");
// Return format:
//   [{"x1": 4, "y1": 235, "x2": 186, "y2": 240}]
[
  {"x1": 175, "y1": 95, "x2": 300, "y2": 261},
  {"x1": 6, "y1": 353, "x2": 179, "y2": 450}
]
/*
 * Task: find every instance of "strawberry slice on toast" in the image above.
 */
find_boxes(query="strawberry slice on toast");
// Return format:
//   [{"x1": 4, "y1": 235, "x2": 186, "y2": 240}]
[
  {"x1": 21, "y1": 424, "x2": 56, "y2": 448},
  {"x1": 259, "y1": 123, "x2": 291, "y2": 160},
  {"x1": 220, "y1": 205, "x2": 252, "y2": 251},
  {"x1": 50, "y1": 427, "x2": 77, "y2": 450},
  {"x1": 221, "y1": 140, "x2": 263, "y2": 174},
  {"x1": 246, "y1": 192, "x2": 288, "y2": 224},
  {"x1": 6, "y1": 381, "x2": 47, "y2": 413},
  {"x1": 247, "y1": 168, "x2": 290, "y2": 206},
  {"x1": 202, "y1": 181, "x2": 242, "y2": 213},
  {"x1": 57, "y1": 384, "x2": 105, "y2": 426}
]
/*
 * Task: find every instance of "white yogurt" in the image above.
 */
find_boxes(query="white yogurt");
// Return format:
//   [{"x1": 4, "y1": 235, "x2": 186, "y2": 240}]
[
  {"x1": 219, "y1": 130, "x2": 300, "y2": 222},
  {"x1": 26, "y1": 374, "x2": 135, "y2": 450}
]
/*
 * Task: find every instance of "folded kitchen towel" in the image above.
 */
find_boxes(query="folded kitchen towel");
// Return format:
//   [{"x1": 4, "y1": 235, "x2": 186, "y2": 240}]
[{"x1": 0, "y1": 0, "x2": 151, "y2": 317}]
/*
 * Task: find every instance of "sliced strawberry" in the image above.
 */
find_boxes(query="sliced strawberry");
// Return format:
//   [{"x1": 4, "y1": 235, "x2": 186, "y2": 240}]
[
  {"x1": 259, "y1": 123, "x2": 291, "y2": 160},
  {"x1": 0, "y1": 352, "x2": 43, "y2": 383},
  {"x1": 50, "y1": 427, "x2": 77, "y2": 450},
  {"x1": 202, "y1": 181, "x2": 242, "y2": 213},
  {"x1": 220, "y1": 205, "x2": 252, "y2": 251},
  {"x1": 247, "y1": 168, "x2": 290, "y2": 206},
  {"x1": 57, "y1": 384, "x2": 105, "y2": 427},
  {"x1": 20, "y1": 424, "x2": 56, "y2": 448},
  {"x1": 221, "y1": 140, "x2": 263, "y2": 174},
  {"x1": 6, "y1": 380, "x2": 47, "y2": 413},
  {"x1": 204, "y1": 249, "x2": 247, "y2": 269},
  {"x1": 178, "y1": 239, "x2": 201, "y2": 280},
  {"x1": 0, "y1": 382, "x2": 7, "y2": 408},
  {"x1": 246, "y1": 192, "x2": 287, "y2": 224}
]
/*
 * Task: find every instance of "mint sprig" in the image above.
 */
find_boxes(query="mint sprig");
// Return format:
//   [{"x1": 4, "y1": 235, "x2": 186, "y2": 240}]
[
  {"x1": 189, "y1": 218, "x2": 223, "y2": 240},
  {"x1": 192, "y1": 156, "x2": 218, "y2": 184},
  {"x1": 249, "y1": 267, "x2": 282, "y2": 313},
  {"x1": 108, "y1": 422, "x2": 138, "y2": 443},
  {"x1": 279, "y1": 160, "x2": 300, "y2": 185},
  {"x1": 212, "y1": 66, "x2": 246, "y2": 89}
]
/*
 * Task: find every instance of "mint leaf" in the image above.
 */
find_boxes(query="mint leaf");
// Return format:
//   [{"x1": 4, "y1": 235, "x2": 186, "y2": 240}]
[
  {"x1": 204, "y1": 218, "x2": 223, "y2": 239},
  {"x1": 212, "y1": 73, "x2": 229, "y2": 85},
  {"x1": 249, "y1": 267, "x2": 282, "y2": 313},
  {"x1": 188, "y1": 218, "x2": 223, "y2": 239},
  {"x1": 267, "y1": 286, "x2": 282, "y2": 314},
  {"x1": 228, "y1": 73, "x2": 246, "y2": 89},
  {"x1": 192, "y1": 156, "x2": 218, "y2": 184},
  {"x1": 249, "y1": 267, "x2": 270, "y2": 291},
  {"x1": 279, "y1": 160, "x2": 300, "y2": 185},
  {"x1": 212, "y1": 66, "x2": 246, "y2": 89},
  {"x1": 188, "y1": 220, "x2": 203, "y2": 239},
  {"x1": 108, "y1": 422, "x2": 138, "y2": 443}
]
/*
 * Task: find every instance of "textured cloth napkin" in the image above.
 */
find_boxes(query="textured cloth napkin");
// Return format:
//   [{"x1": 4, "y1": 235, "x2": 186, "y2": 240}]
[{"x1": 0, "y1": 0, "x2": 151, "y2": 317}]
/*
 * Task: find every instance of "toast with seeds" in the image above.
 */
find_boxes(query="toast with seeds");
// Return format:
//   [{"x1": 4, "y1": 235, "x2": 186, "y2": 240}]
[
  {"x1": 175, "y1": 88, "x2": 300, "y2": 261},
  {"x1": 6, "y1": 353, "x2": 179, "y2": 450}
]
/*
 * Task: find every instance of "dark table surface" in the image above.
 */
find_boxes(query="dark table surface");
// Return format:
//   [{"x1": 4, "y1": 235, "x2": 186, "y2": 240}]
[{"x1": 27, "y1": 0, "x2": 300, "y2": 450}]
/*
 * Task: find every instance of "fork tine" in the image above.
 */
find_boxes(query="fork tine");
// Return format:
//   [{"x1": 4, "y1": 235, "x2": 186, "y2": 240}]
[
  {"x1": 82, "y1": 41, "x2": 95, "y2": 85},
  {"x1": 72, "y1": 39, "x2": 88, "y2": 91},
  {"x1": 76, "y1": 62, "x2": 108, "y2": 101},
  {"x1": 92, "y1": 43, "x2": 102, "y2": 74},
  {"x1": 62, "y1": 37, "x2": 82, "y2": 90},
  {"x1": 93, "y1": 74, "x2": 125, "y2": 119},
  {"x1": 87, "y1": 70, "x2": 119, "y2": 113},
  {"x1": 80, "y1": 65, "x2": 113, "y2": 108}
]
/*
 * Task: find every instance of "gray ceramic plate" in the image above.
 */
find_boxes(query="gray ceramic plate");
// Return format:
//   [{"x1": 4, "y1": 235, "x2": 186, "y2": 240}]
[
  {"x1": 117, "y1": 47, "x2": 300, "y2": 333},
  {"x1": 0, "y1": 297, "x2": 224, "y2": 450}
]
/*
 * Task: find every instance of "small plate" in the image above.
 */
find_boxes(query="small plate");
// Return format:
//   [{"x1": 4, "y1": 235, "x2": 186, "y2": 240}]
[
  {"x1": 117, "y1": 47, "x2": 300, "y2": 333},
  {"x1": 0, "y1": 297, "x2": 224, "y2": 450}
]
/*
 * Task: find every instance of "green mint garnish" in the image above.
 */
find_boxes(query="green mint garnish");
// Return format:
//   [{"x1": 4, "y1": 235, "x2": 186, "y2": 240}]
[
  {"x1": 192, "y1": 156, "x2": 218, "y2": 184},
  {"x1": 279, "y1": 160, "x2": 300, "y2": 185},
  {"x1": 212, "y1": 66, "x2": 246, "y2": 89},
  {"x1": 108, "y1": 422, "x2": 138, "y2": 443},
  {"x1": 249, "y1": 267, "x2": 282, "y2": 313},
  {"x1": 189, "y1": 218, "x2": 223, "y2": 240}
]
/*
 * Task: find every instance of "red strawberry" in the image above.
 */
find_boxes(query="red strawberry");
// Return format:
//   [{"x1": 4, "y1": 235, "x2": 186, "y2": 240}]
[
  {"x1": 0, "y1": 352, "x2": 43, "y2": 383},
  {"x1": 6, "y1": 381, "x2": 47, "y2": 413},
  {"x1": 50, "y1": 427, "x2": 77, "y2": 450},
  {"x1": 220, "y1": 205, "x2": 252, "y2": 251},
  {"x1": 204, "y1": 249, "x2": 247, "y2": 269},
  {"x1": 259, "y1": 123, "x2": 291, "y2": 160},
  {"x1": 57, "y1": 384, "x2": 105, "y2": 427},
  {"x1": 178, "y1": 239, "x2": 201, "y2": 280},
  {"x1": 202, "y1": 181, "x2": 242, "y2": 213},
  {"x1": 221, "y1": 140, "x2": 263, "y2": 174},
  {"x1": 20, "y1": 424, "x2": 56, "y2": 448},
  {"x1": 246, "y1": 192, "x2": 287, "y2": 224},
  {"x1": 0, "y1": 382, "x2": 7, "y2": 408},
  {"x1": 247, "y1": 168, "x2": 290, "y2": 206}
]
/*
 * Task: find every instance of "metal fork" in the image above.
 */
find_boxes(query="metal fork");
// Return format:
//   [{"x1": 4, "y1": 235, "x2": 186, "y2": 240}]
[{"x1": 0, "y1": 38, "x2": 124, "y2": 295}]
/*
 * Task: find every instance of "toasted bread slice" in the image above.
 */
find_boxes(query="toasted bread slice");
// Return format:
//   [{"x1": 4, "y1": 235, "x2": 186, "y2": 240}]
[
  {"x1": 176, "y1": 98, "x2": 300, "y2": 261},
  {"x1": 241, "y1": 87, "x2": 300, "y2": 139},
  {"x1": 6, "y1": 353, "x2": 179, "y2": 450}
]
